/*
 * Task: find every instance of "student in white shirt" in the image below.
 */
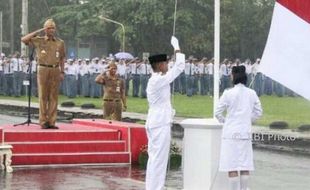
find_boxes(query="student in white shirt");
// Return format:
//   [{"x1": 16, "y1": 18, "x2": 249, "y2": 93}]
[
  {"x1": 76, "y1": 59, "x2": 83, "y2": 96},
  {"x1": 30, "y1": 60, "x2": 38, "y2": 96},
  {"x1": 89, "y1": 58, "x2": 102, "y2": 98},
  {"x1": 0, "y1": 56, "x2": 4, "y2": 95},
  {"x1": 125, "y1": 60, "x2": 133, "y2": 96},
  {"x1": 145, "y1": 36, "x2": 185, "y2": 190},
  {"x1": 206, "y1": 58, "x2": 214, "y2": 95},
  {"x1": 215, "y1": 65, "x2": 262, "y2": 190},
  {"x1": 130, "y1": 59, "x2": 141, "y2": 97},
  {"x1": 80, "y1": 59, "x2": 91, "y2": 97},
  {"x1": 139, "y1": 59, "x2": 151, "y2": 98},
  {"x1": 252, "y1": 58, "x2": 263, "y2": 96},
  {"x1": 198, "y1": 58, "x2": 207, "y2": 95},
  {"x1": 11, "y1": 52, "x2": 24, "y2": 97},
  {"x1": 65, "y1": 60, "x2": 78, "y2": 98},
  {"x1": 3, "y1": 57, "x2": 14, "y2": 96},
  {"x1": 116, "y1": 59, "x2": 127, "y2": 79}
]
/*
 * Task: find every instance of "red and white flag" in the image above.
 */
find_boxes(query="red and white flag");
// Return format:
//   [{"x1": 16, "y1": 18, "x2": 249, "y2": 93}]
[{"x1": 260, "y1": 0, "x2": 310, "y2": 100}]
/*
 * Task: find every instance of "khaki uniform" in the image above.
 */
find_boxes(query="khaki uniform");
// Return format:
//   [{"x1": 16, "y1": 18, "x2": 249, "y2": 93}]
[
  {"x1": 30, "y1": 36, "x2": 65, "y2": 126},
  {"x1": 96, "y1": 74, "x2": 126, "y2": 121}
]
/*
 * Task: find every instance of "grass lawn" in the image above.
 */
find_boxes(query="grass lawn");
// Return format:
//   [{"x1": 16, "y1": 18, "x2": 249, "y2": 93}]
[{"x1": 1, "y1": 94, "x2": 310, "y2": 129}]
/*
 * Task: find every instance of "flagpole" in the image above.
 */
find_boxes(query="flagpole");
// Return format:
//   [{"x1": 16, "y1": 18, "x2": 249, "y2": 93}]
[
  {"x1": 213, "y1": 0, "x2": 220, "y2": 118},
  {"x1": 173, "y1": 0, "x2": 178, "y2": 36}
]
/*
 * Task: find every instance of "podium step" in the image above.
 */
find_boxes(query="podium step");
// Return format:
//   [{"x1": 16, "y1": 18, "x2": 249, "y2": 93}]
[
  {"x1": 10, "y1": 140, "x2": 126, "y2": 153},
  {"x1": 1, "y1": 120, "x2": 147, "y2": 165},
  {"x1": 12, "y1": 152, "x2": 130, "y2": 165}
]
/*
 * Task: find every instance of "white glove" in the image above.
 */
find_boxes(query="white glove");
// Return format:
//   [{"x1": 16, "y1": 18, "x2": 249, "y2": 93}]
[{"x1": 171, "y1": 36, "x2": 180, "y2": 51}]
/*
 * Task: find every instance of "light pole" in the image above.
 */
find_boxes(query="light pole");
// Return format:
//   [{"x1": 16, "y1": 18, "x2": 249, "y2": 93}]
[
  {"x1": 0, "y1": 11, "x2": 2, "y2": 54},
  {"x1": 99, "y1": 15, "x2": 125, "y2": 52},
  {"x1": 21, "y1": 0, "x2": 29, "y2": 57}
]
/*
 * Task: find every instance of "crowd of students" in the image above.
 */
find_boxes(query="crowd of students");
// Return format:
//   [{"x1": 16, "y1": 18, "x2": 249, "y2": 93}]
[{"x1": 0, "y1": 51, "x2": 296, "y2": 98}]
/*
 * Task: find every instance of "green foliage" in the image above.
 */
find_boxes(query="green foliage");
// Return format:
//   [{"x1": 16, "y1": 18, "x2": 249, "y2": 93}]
[
  {"x1": 169, "y1": 154, "x2": 182, "y2": 170},
  {"x1": 50, "y1": 1, "x2": 105, "y2": 40},
  {"x1": 138, "y1": 151, "x2": 148, "y2": 169},
  {"x1": 138, "y1": 142, "x2": 182, "y2": 169},
  {"x1": 0, "y1": 0, "x2": 275, "y2": 58},
  {"x1": 221, "y1": 0, "x2": 275, "y2": 59}
]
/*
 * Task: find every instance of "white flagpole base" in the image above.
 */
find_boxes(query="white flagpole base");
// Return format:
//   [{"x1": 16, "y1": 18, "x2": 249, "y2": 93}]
[{"x1": 180, "y1": 118, "x2": 228, "y2": 190}]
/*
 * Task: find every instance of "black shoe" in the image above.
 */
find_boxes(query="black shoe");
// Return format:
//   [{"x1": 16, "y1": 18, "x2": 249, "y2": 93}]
[
  {"x1": 41, "y1": 122, "x2": 50, "y2": 129},
  {"x1": 49, "y1": 125, "x2": 59, "y2": 129}
]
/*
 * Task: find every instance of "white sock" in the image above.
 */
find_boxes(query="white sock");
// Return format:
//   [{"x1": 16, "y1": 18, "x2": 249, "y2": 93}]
[
  {"x1": 240, "y1": 175, "x2": 250, "y2": 190},
  {"x1": 229, "y1": 176, "x2": 240, "y2": 190}
]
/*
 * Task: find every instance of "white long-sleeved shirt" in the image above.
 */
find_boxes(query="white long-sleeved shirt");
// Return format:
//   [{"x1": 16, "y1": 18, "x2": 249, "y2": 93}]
[
  {"x1": 117, "y1": 63, "x2": 126, "y2": 77},
  {"x1": 206, "y1": 63, "x2": 214, "y2": 75},
  {"x1": 130, "y1": 63, "x2": 139, "y2": 74},
  {"x1": 11, "y1": 58, "x2": 24, "y2": 72},
  {"x1": 65, "y1": 64, "x2": 79, "y2": 76},
  {"x1": 197, "y1": 62, "x2": 205, "y2": 74},
  {"x1": 252, "y1": 63, "x2": 260, "y2": 75},
  {"x1": 0, "y1": 60, "x2": 3, "y2": 71},
  {"x1": 145, "y1": 53, "x2": 185, "y2": 129},
  {"x1": 184, "y1": 62, "x2": 196, "y2": 75},
  {"x1": 215, "y1": 84, "x2": 262, "y2": 139},
  {"x1": 3, "y1": 61, "x2": 14, "y2": 74},
  {"x1": 220, "y1": 63, "x2": 230, "y2": 76},
  {"x1": 245, "y1": 63, "x2": 252, "y2": 75},
  {"x1": 79, "y1": 63, "x2": 90, "y2": 76},
  {"x1": 31, "y1": 60, "x2": 37, "y2": 73},
  {"x1": 89, "y1": 62, "x2": 103, "y2": 74},
  {"x1": 138, "y1": 62, "x2": 151, "y2": 75}
]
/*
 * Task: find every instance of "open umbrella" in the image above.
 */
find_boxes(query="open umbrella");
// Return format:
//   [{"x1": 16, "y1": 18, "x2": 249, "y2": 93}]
[{"x1": 114, "y1": 52, "x2": 134, "y2": 60}]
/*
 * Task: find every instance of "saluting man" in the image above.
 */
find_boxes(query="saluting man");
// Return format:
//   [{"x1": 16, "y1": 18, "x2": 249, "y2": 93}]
[
  {"x1": 21, "y1": 18, "x2": 66, "y2": 129},
  {"x1": 95, "y1": 62, "x2": 127, "y2": 121},
  {"x1": 145, "y1": 36, "x2": 185, "y2": 190}
]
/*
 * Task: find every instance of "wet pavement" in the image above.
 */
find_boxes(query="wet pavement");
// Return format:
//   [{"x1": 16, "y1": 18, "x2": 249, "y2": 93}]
[
  {"x1": 0, "y1": 114, "x2": 310, "y2": 189},
  {"x1": 0, "y1": 164, "x2": 183, "y2": 190},
  {"x1": 1, "y1": 166, "x2": 146, "y2": 190},
  {"x1": 0, "y1": 114, "x2": 183, "y2": 190},
  {"x1": 0, "y1": 149, "x2": 309, "y2": 190},
  {"x1": 251, "y1": 149, "x2": 310, "y2": 190}
]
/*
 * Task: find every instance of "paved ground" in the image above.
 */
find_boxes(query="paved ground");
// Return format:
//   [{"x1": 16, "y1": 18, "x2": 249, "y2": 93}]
[
  {"x1": 1, "y1": 149, "x2": 309, "y2": 190},
  {"x1": 0, "y1": 165, "x2": 184, "y2": 190},
  {"x1": 0, "y1": 100, "x2": 309, "y2": 189},
  {"x1": 0, "y1": 114, "x2": 183, "y2": 190},
  {"x1": 1, "y1": 165, "x2": 147, "y2": 190}
]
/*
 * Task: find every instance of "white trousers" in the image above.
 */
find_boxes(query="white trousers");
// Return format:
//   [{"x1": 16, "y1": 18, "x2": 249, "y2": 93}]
[{"x1": 145, "y1": 125, "x2": 171, "y2": 190}]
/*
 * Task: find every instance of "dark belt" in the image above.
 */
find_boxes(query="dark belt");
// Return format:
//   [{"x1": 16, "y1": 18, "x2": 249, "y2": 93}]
[
  {"x1": 104, "y1": 99, "x2": 120, "y2": 102},
  {"x1": 39, "y1": 64, "x2": 59, "y2": 68}
]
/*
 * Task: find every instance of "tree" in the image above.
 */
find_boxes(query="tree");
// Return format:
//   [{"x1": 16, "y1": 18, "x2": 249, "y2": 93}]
[
  {"x1": 221, "y1": 0, "x2": 274, "y2": 60},
  {"x1": 0, "y1": 0, "x2": 275, "y2": 60}
]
